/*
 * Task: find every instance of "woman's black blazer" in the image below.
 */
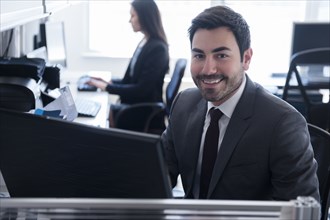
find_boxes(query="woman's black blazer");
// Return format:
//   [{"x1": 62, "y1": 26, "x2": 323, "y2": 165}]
[{"x1": 106, "y1": 38, "x2": 169, "y2": 104}]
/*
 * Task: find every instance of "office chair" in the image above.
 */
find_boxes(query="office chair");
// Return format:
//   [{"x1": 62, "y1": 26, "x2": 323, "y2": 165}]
[
  {"x1": 282, "y1": 47, "x2": 330, "y2": 131},
  {"x1": 114, "y1": 102, "x2": 165, "y2": 134},
  {"x1": 164, "y1": 58, "x2": 187, "y2": 116},
  {"x1": 115, "y1": 58, "x2": 187, "y2": 134},
  {"x1": 308, "y1": 123, "x2": 330, "y2": 220}
]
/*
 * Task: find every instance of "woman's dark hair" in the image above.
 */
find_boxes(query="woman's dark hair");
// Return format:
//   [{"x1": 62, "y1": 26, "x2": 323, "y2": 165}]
[
  {"x1": 131, "y1": 0, "x2": 167, "y2": 44},
  {"x1": 188, "y1": 6, "x2": 250, "y2": 61}
]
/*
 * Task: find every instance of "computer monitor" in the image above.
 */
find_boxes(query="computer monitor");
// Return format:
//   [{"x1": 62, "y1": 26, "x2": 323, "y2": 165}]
[
  {"x1": 291, "y1": 22, "x2": 330, "y2": 56},
  {"x1": 39, "y1": 21, "x2": 67, "y2": 68},
  {"x1": 290, "y1": 22, "x2": 330, "y2": 76},
  {"x1": 0, "y1": 108, "x2": 173, "y2": 198}
]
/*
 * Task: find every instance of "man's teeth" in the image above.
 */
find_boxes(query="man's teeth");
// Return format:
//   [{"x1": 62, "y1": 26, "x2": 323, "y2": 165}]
[{"x1": 203, "y1": 79, "x2": 221, "y2": 84}]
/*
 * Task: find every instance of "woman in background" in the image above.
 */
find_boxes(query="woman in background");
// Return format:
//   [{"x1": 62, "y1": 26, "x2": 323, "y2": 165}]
[{"x1": 88, "y1": 0, "x2": 169, "y2": 127}]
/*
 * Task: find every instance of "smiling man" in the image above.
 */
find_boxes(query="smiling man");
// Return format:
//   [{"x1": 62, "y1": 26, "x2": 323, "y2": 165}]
[{"x1": 161, "y1": 6, "x2": 320, "y2": 201}]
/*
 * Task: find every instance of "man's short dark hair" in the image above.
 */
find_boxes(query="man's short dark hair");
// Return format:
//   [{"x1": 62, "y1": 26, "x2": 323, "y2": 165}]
[{"x1": 188, "y1": 6, "x2": 251, "y2": 61}]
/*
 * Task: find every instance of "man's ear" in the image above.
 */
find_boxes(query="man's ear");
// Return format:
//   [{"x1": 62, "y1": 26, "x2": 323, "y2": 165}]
[{"x1": 242, "y1": 48, "x2": 253, "y2": 71}]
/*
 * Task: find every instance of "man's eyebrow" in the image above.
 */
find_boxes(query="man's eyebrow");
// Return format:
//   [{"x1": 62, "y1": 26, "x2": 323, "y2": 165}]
[
  {"x1": 191, "y1": 48, "x2": 204, "y2": 53},
  {"x1": 191, "y1": 46, "x2": 230, "y2": 53},
  {"x1": 212, "y1": 46, "x2": 230, "y2": 53}
]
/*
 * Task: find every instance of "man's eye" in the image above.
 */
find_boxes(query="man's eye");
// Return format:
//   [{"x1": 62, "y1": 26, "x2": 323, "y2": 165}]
[
  {"x1": 218, "y1": 54, "x2": 228, "y2": 58},
  {"x1": 193, "y1": 54, "x2": 204, "y2": 59}
]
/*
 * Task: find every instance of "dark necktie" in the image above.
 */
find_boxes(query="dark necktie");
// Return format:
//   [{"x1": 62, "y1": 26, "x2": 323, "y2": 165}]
[{"x1": 199, "y1": 108, "x2": 223, "y2": 199}]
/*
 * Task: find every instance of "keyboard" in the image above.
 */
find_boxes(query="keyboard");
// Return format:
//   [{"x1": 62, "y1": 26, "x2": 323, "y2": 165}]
[{"x1": 75, "y1": 98, "x2": 101, "y2": 117}]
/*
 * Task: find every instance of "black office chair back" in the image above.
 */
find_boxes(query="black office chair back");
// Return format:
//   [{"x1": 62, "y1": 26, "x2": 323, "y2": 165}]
[
  {"x1": 283, "y1": 47, "x2": 330, "y2": 103},
  {"x1": 291, "y1": 47, "x2": 330, "y2": 65},
  {"x1": 165, "y1": 58, "x2": 187, "y2": 115},
  {"x1": 308, "y1": 123, "x2": 330, "y2": 220},
  {"x1": 282, "y1": 47, "x2": 330, "y2": 131},
  {"x1": 115, "y1": 102, "x2": 165, "y2": 133},
  {"x1": 114, "y1": 58, "x2": 187, "y2": 135}
]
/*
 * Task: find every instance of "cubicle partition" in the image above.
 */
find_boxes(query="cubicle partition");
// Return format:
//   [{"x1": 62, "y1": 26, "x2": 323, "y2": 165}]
[{"x1": 0, "y1": 197, "x2": 320, "y2": 220}]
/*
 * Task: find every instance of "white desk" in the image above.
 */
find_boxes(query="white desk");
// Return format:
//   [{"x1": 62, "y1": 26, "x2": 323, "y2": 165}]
[{"x1": 60, "y1": 70, "x2": 118, "y2": 128}]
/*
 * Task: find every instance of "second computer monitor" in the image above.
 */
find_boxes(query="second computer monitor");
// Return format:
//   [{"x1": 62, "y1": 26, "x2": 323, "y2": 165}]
[
  {"x1": 40, "y1": 21, "x2": 67, "y2": 68},
  {"x1": 291, "y1": 22, "x2": 330, "y2": 56}
]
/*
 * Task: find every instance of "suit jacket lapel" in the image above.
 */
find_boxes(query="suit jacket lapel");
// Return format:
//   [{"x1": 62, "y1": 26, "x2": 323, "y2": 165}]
[
  {"x1": 208, "y1": 76, "x2": 256, "y2": 197},
  {"x1": 183, "y1": 98, "x2": 207, "y2": 195}
]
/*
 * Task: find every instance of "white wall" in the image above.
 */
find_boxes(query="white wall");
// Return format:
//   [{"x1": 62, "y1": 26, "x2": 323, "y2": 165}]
[{"x1": 48, "y1": 2, "x2": 128, "y2": 77}]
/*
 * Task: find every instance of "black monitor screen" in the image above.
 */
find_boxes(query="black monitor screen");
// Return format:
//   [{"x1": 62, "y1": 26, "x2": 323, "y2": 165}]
[
  {"x1": 0, "y1": 108, "x2": 173, "y2": 199},
  {"x1": 40, "y1": 21, "x2": 67, "y2": 67},
  {"x1": 291, "y1": 22, "x2": 330, "y2": 56}
]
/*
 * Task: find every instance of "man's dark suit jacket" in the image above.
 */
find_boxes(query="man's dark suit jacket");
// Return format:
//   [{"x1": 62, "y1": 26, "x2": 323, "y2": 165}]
[
  {"x1": 162, "y1": 75, "x2": 320, "y2": 201},
  {"x1": 105, "y1": 38, "x2": 169, "y2": 104}
]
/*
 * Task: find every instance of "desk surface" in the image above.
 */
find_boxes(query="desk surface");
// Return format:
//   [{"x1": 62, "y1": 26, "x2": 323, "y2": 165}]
[
  {"x1": 266, "y1": 72, "x2": 329, "y2": 88},
  {"x1": 60, "y1": 70, "x2": 118, "y2": 128}
]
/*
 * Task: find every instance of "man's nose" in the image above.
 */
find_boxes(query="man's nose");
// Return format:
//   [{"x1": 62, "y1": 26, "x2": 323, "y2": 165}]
[{"x1": 202, "y1": 57, "x2": 218, "y2": 74}]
